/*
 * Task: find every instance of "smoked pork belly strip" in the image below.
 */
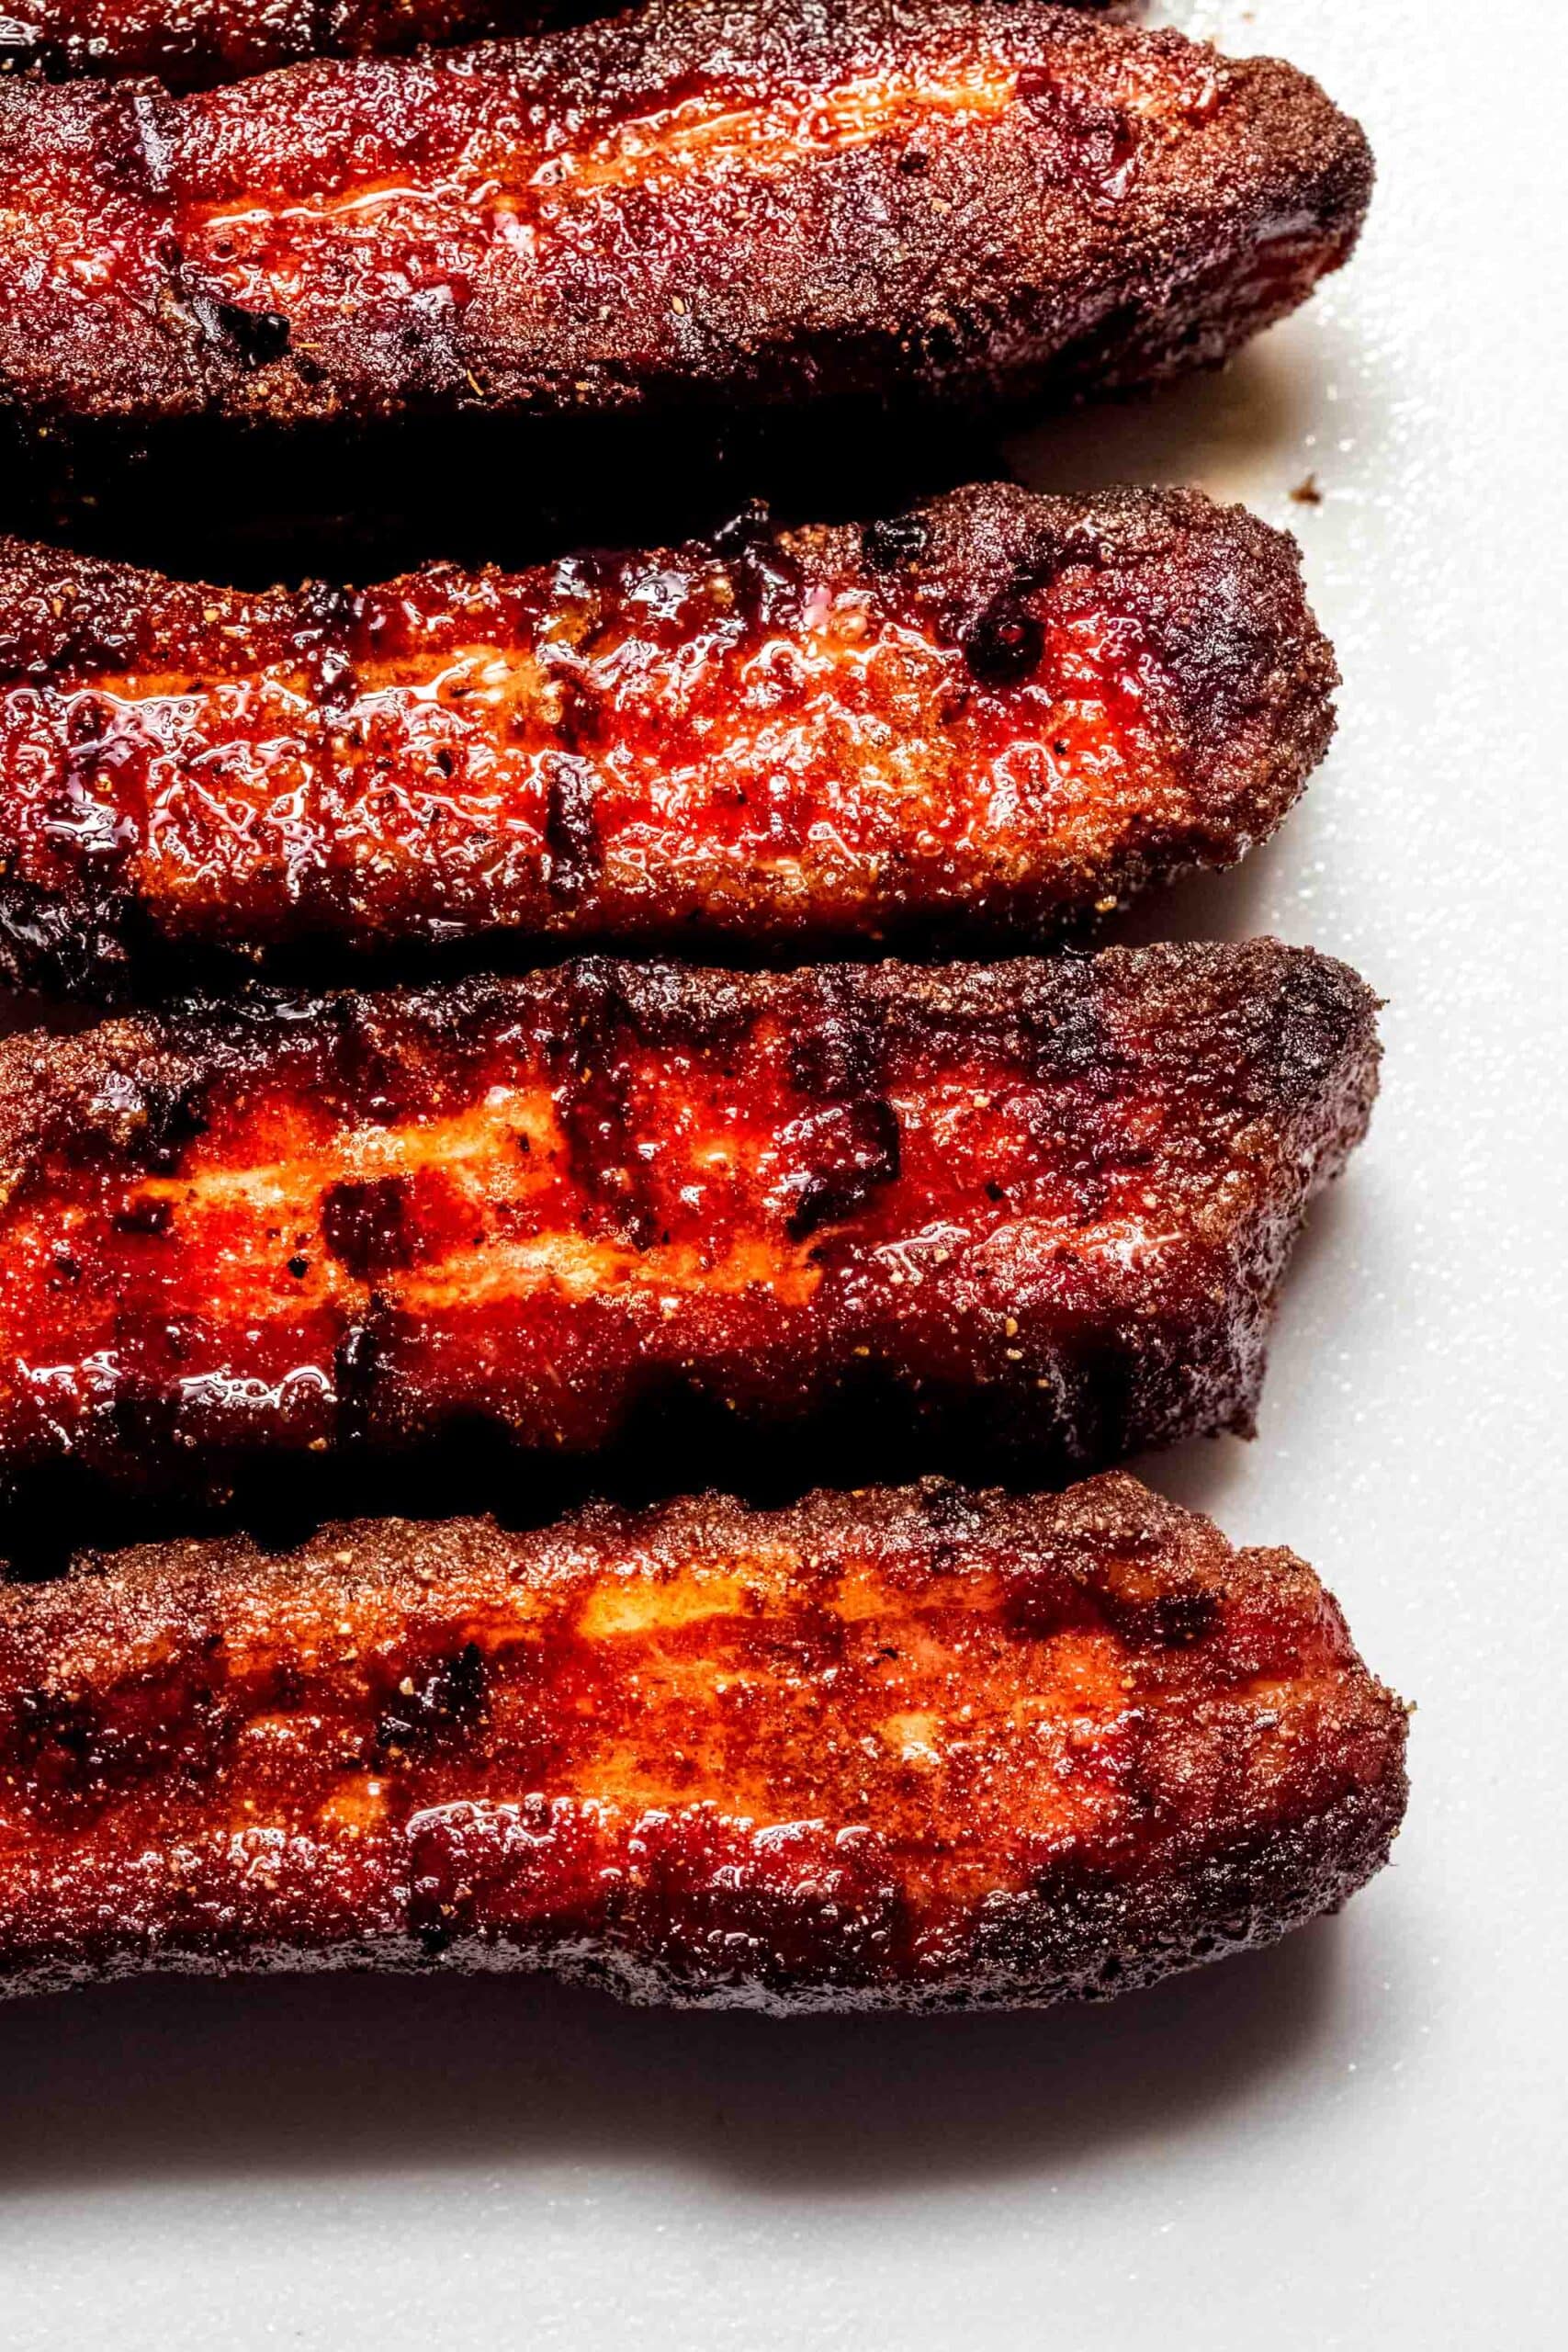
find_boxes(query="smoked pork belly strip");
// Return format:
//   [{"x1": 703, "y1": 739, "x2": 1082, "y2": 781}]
[
  {"x1": 0, "y1": 0, "x2": 1372, "y2": 432},
  {"x1": 0, "y1": 1472, "x2": 1409, "y2": 2008},
  {"x1": 0, "y1": 484, "x2": 1337, "y2": 992},
  {"x1": 0, "y1": 943, "x2": 1379, "y2": 1497}
]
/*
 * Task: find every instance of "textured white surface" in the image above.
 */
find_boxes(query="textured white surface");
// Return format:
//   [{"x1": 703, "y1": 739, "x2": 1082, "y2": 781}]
[{"x1": 1, "y1": 2, "x2": 1563, "y2": 2343}]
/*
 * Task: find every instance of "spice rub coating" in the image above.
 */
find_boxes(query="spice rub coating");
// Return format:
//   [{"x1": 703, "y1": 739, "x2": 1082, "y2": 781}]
[
  {"x1": 0, "y1": 1472, "x2": 1409, "y2": 2007},
  {"x1": 0, "y1": 0, "x2": 1373, "y2": 431},
  {"x1": 1, "y1": 1, "x2": 592, "y2": 88},
  {"x1": 2, "y1": 3, "x2": 1134, "y2": 93},
  {"x1": 0, "y1": 484, "x2": 1337, "y2": 992},
  {"x1": 0, "y1": 943, "x2": 1379, "y2": 1497}
]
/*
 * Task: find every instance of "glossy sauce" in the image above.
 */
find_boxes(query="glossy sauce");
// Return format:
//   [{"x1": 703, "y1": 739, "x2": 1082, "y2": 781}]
[
  {"x1": 0, "y1": 535, "x2": 1173, "y2": 949},
  {"x1": 0, "y1": 981, "x2": 1176, "y2": 1467}
]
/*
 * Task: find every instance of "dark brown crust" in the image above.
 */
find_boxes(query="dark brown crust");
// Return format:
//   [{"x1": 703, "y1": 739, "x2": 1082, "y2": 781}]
[
  {"x1": 0, "y1": 1471, "x2": 1409, "y2": 2009},
  {"x1": 0, "y1": 482, "x2": 1337, "y2": 993},
  {"x1": 0, "y1": 1, "x2": 594, "y2": 87},
  {"x1": 0, "y1": 4, "x2": 1137, "y2": 93},
  {"x1": 0, "y1": 942, "x2": 1380, "y2": 1498},
  {"x1": 0, "y1": 1, "x2": 1373, "y2": 432}
]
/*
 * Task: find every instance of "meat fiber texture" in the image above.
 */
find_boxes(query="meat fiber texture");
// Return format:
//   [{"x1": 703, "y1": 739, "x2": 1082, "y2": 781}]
[
  {"x1": 0, "y1": 942, "x2": 1380, "y2": 1500},
  {"x1": 0, "y1": 1473, "x2": 1409, "y2": 2008},
  {"x1": 0, "y1": 482, "x2": 1336, "y2": 993},
  {"x1": 0, "y1": 0, "x2": 1372, "y2": 432}
]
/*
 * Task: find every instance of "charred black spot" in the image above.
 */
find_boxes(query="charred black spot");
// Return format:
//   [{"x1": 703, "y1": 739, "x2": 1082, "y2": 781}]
[
  {"x1": 963, "y1": 597, "x2": 1046, "y2": 685},
  {"x1": 10, "y1": 1688, "x2": 97, "y2": 1771},
  {"x1": 543, "y1": 754, "x2": 602, "y2": 900},
  {"x1": 211, "y1": 302, "x2": 291, "y2": 370},
  {"x1": 321, "y1": 1177, "x2": 418, "y2": 1280},
  {"x1": 141, "y1": 1078, "x2": 209, "y2": 1173},
  {"x1": 111, "y1": 1197, "x2": 172, "y2": 1238},
  {"x1": 1089, "y1": 1577, "x2": 1221, "y2": 1652},
  {"x1": 1151, "y1": 1589, "x2": 1220, "y2": 1649},
  {"x1": 862, "y1": 513, "x2": 931, "y2": 572},
  {"x1": 377, "y1": 1642, "x2": 489, "y2": 1754},
  {"x1": 784, "y1": 1096, "x2": 901, "y2": 1241}
]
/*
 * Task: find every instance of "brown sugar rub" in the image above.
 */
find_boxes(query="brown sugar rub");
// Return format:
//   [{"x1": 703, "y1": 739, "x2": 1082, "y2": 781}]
[
  {"x1": 0, "y1": 943, "x2": 1379, "y2": 1498},
  {"x1": 0, "y1": 1473, "x2": 1409, "y2": 2008},
  {"x1": 0, "y1": 484, "x2": 1337, "y2": 993},
  {"x1": 0, "y1": 0, "x2": 1372, "y2": 433}
]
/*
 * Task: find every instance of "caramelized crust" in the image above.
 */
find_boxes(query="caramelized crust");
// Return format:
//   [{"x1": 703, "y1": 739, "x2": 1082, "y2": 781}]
[
  {"x1": 0, "y1": 0, "x2": 1373, "y2": 431},
  {"x1": 0, "y1": 943, "x2": 1379, "y2": 1497},
  {"x1": 0, "y1": 1, "x2": 592, "y2": 87},
  {"x1": 0, "y1": 1473, "x2": 1409, "y2": 2007},
  {"x1": 0, "y1": 484, "x2": 1337, "y2": 992},
  {"x1": 0, "y1": 3, "x2": 1133, "y2": 92}
]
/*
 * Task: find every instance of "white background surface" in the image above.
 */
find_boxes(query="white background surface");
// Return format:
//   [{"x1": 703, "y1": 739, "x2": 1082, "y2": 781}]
[{"x1": 2, "y1": 3, "x2": 1563, "y2": 2343}]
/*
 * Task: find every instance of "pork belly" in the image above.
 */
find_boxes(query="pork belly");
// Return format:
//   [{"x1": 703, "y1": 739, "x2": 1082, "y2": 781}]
[
  {"x1": 0, "y1": 943, "x2": 1379, "y2": 1497},
  {"x1": 0, "y1": 1473, "x2": 1408, "y2": 2007},
  {"x1": 0, "y1": 1, "x2": 1372, "y2": 430},
  {"x1": 0, "y1": 484, "x2": 1335, "y2": 990}
]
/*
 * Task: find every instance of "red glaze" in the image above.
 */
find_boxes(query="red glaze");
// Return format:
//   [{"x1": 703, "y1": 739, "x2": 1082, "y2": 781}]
[
  {"x1": 0, "y1": 1, "x2": 1373, "y2": 428},
  {"x1": 0, "y1": 944, "x2": 1380, "y2": 1496},
  {"x1": 0, "y1": 484, "x2": 1336, "y2": 990},
  {"x1": 0, "y1": 1474, "x2": 1409, "y2": 2007}
]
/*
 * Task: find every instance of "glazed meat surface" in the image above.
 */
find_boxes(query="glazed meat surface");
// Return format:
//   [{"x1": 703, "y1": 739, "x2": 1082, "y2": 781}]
[
  {"x1": 0, "y1": 943, "x2": 1379, "y2": 1497},
  {"x1": 0, "y1": 0, "x2": 594, "y2": 87},
  {"x1": 0, "y1": 484, "x2": 1337, "y2": 992},
  {"x1": 0, "y1": 1473, "x2": 1409, "y2": 2007},
  {"x1": 0, "y1": 0, "x2": 1373, "y2": 430}
]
